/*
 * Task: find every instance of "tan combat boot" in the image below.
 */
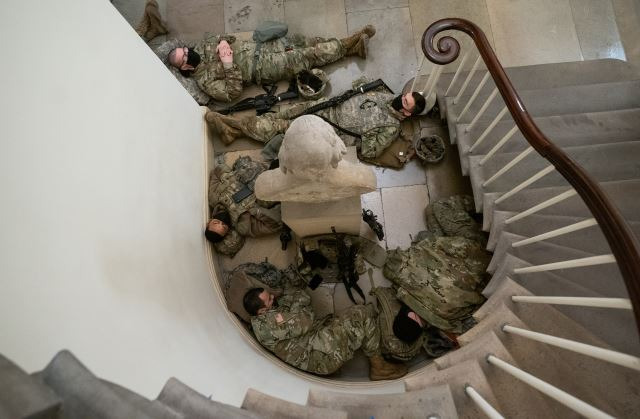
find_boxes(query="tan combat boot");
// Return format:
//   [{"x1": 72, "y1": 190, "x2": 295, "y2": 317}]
[
  {"x1": 205, "y1": 111, "x2": 243, "y2": 145},
  {"x1": 369, "y1": 355, "x2": 408, "y2": 381},
  {"x1": 340, "y1": 25, "x2": 376, "y2": 59},
  {"x1": 135, "y1": 0, "x2": 169, "y2": 42}
]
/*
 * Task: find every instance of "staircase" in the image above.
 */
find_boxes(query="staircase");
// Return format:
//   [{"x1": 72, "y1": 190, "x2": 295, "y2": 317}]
[{"x1": 4, "y1": 18, "x2": 640, "y2": 419}]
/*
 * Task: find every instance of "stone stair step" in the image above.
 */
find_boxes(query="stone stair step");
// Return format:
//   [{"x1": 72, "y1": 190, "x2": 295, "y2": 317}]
[
  {"x1": 457, "y1": 108, "x2": 640, "y2": 164},
  {"x1": 462, "y1": 303, "x2": 636, "y2": 417},
  {"x1": 242, "y1": 388, "x2": 346, "y2": 419},
  {"x1": 405, "y1": 359, "x2": 503, "y2": 419},
  {"x1": 482, "y1": 179, "x2": 640, "y2": 228},
  {"x1": 436, "y1": 59, "x2": 638, "y2": 120},
  {"x1": 156, "y1": 377, "x2": 260, "y2": 419},
  {"x1": 445, "y1": 80, "x2": 640, "y2": 143},
  {"x1": 39, "y1": 350, "x2": 158, "y2": 419},
  {"x1": 101, "y1": 379, "x2": 183, "y2": 419},
  {"x1": 468, "y1": 141, "x2": 640, "y2": 209},
  {"x1": 0, "y1": 354, "x2": 61, "y2": 419},
  {"x1": 306, "y1": 386, "x2": 459, "y2": 419},
  {"x1": 434, "y1": 330, "x2": 560, "y2": 418},
  {"x1": 487, "y1": 211, "x2": 640, "y2": 254}
]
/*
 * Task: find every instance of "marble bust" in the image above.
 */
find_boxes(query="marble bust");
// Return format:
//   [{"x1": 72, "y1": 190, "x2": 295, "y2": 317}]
[{"x1": 255, "y1": 115, "x2": 377, "y2": 203}]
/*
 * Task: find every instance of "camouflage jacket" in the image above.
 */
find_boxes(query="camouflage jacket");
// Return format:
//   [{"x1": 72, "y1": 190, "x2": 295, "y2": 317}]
[
  {"x1": 424, "y1": 195, "x2": 486, "y2": 246},
  {"x1": 383, "y1": 236, "x2": 490, "y2": 332},
  {"x1": 193, "y1": 34, "x2": 342, "y2": 102},
  {"x1": 318, "y1": 90, "x2": 403, "y2": 158},
  {"x1": 208, "y1": 156, "x2": 270, "y2": 255},
  {"x1": 251, "y1": 290, "x2": 323, "y2": 370}
]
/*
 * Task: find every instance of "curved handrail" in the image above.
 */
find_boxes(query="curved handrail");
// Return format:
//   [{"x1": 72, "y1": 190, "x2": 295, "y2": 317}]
[{"x1": 422, "y1": 18, "x2": 640, "y2": 338}]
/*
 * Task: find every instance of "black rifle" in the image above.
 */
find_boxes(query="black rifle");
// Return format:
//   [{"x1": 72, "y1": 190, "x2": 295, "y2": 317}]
[
  {"x1": 362, "y1": 209, "x2": 384, "y2": 241},
  {"x1": 292, "y1": 78, "x2": 393, "y2": 119},
  {"x1": 215, "y1": 79, "x2": 298, "y2": 115},
  {"x1": 332, "y1": 227, "x2": 365, "y2": 304}
]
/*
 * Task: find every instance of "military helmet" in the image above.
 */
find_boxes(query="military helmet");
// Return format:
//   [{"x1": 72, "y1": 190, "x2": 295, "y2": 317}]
[{"x1": 297, "y1": 69, "x2": 328, "y2": 100}]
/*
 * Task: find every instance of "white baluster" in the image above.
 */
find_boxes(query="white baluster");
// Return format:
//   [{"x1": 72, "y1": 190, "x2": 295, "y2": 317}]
[
  {"x1": 454, "y1": 55, "x2": 481, "y2": 105},
  {"x1": 487, "y1": 355, "x2": 614, "y2": 419},
  {"x1": 469, "y1": 105, "x2": 509, "y2": 150},
  {"x1": 464, "y1": 385, "x2": 505, "y2": 419},
  {"x1": 482, "y1": 147, "x2": 534, "y2": 187},
  {"x1": 457, "y1": 72, "x2": 490, "y2": 122},
  {"x1": 494, "y1": 165, "x2": 556, "y2": 204},
  {"x1": 512, "y1": 218, "x2": 598, "y2": 247},
  {"x1": 505, "y1": 188, "x2": 577, "y2": 224},
  {"x1": 502, "y1": 324, "x2": 640, "y2": 371},
  {"x1": 480, "y1": 125, "x2": 519, "y2": 165},
  {"x1": 514, "y1": 254, "x2": 616, "y2": 274},
  {"x1": 425, "y1": 65, "x2": 443, "y2": 100},
  {"x1": 466, "y1": 88, "x2": 498, "y2": 133},
  {"x1": 511, "y1": 295, "x2": 632, "y2": 310},
  {"x1": 409, "y1": 55, "x2": 426, "y2": 92},
  {"x1": 445, "y1": 52, "x2": 469, "y2": 96}
]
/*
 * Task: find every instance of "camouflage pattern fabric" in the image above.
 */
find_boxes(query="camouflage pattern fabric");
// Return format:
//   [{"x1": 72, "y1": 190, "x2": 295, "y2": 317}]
[
  {"x1": 424, "y1": 195, "x2": 486, "y2": 246},
  {"x1": 251, "y1": 290, "x2": 380, "y2": 375},
  {"x1": 295, "y1": 234, "x2": 366, "y2": 286},
  {"x1": 383, "y1": 236, "x2": 491, "y2": 333},
  {"x1": 371, "y1": 287, "x2": 424, "y2": 361},
  {"x1": 192, "y1": 34, "x2": 345, "y2": 103},
  {"x1": 231, "y1": 88, "x2": 403, "y2": 158},
  {"x1": 208, "y1": 156, "x2": 281, "y2": 256}
]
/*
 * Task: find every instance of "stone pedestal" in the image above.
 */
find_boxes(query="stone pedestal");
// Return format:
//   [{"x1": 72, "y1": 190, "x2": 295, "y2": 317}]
[{"x1": 281, "y1": 147, "x2": 363, "y2": 237}]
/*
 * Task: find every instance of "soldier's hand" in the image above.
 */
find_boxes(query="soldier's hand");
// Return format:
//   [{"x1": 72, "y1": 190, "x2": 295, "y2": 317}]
[
  {"x1": 216, "y1": 40, "x2": 233, "y2": 65},
  {"x1": 275, "y1": 313, "x2": 284, "y2": 324}
]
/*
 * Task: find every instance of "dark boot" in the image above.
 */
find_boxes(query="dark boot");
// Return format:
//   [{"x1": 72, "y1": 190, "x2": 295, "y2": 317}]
[
  {"x1": 369, "y1": 355, "x2": 408, "y2": 381},
  {"x1": 205, "y1": 112, "x2": 243, "y2": 145}
]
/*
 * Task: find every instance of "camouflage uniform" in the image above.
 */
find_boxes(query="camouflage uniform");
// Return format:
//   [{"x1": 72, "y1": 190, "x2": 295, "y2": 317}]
[
  {"x1": 422, "y1": 195, "x2": 487, "y2": 246},
  {"x1": 209, "y1": 156, "x2": 282, "y2": 256},
  {"x1": 192, "y1": 34, "x2": 346, "y2": 103},
  {"x1": 383, "y1": 236, "x2": 491, "y2": 333},
  {"x1": 251, "y1": 289, "x2": 381, "y2": 375},
  {"x1": 214, "y1": 85, "x2": 404, "y2": 159}
]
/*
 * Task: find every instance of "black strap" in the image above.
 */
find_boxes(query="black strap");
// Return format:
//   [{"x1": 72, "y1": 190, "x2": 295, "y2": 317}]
[{"x1": 315, "y1": 115, "x2": 362, "y2": 139}]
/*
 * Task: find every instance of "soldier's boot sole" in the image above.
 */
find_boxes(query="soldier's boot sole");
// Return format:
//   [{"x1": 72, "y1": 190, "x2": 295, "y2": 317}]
[
  {"x1": 340, "y1": 25, "x2": 374, "y2": 52},
  {"x1": 205, "y1": 111, "x2": 241, "y2": 145},
  {"x1": 136, "y1": 0, "x2": 168, "y2": 42}
]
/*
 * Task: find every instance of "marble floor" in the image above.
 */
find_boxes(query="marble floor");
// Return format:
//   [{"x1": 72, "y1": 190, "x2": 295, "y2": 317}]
[{"x1": 112, "y1": 0, "x2": 640, "y2": 379}]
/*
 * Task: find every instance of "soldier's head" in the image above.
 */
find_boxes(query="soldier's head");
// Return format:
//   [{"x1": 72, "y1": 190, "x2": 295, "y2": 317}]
[
  {"x1": 391, "y1": 92, "x2": 426, "y2": 119},
  {"x1": 243, "y1": 287, "x2": 275, "y2": 316},
  {"x1": 168, "y1": 47, "x2": 201, "y2": 76},
  {"x1": 393, "y1": 304, "x2": 425, "y2": 343},
  {"x1": 204, "y1": 211, "x2": 231, "y2": 243}
]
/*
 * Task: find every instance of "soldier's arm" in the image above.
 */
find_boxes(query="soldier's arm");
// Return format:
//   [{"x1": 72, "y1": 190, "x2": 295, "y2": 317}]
[
  {"x1": 198, "y1": 64, "x2": 244, "y2": 103},
  {"x1": 359, "y1": 126, "x2": 401, "y2": 158},
  {"x1": 208, "y1": 163, "x2": 231, "y2": 206}
]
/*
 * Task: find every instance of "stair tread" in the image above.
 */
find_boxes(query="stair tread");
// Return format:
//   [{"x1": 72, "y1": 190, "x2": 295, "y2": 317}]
[
  {"x1": 307, "y1": 385, "x2": 459, "y2": 419},
  {"x1": 242, "y1": 388, "x2": 347, "y2": 419}
]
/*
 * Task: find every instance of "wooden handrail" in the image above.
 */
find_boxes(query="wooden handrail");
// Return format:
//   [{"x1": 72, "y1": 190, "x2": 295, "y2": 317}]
[{"x1": 422, "y1": 18, "x2": 640, "y2": 339}]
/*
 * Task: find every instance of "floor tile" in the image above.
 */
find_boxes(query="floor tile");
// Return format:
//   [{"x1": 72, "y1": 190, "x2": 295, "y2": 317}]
[
  {"x1": 218, "y1": 234, "x2": 296, "y2": 273},
  {"x1": 570, "y1": 0, "x2": 626, "y2": 61},
  {"x1": 371, "y1": 159, "x2": 426, "y2": 189},
  {"x1": 346, "y1": 7, "x2": 417, "y2": 94},
  {"x1": 224, "y1": 0, "x2": 285, "y2": 33},
  {"x1": 284, "y1": 0, "x2": 348, "y2": 39},
  {"x1": 381, "y1": 184, "x2": 428, "y2": 250},
  {"x1": 408, "y1": 0, "x2": 496, "y2": 74},
  {"x1": 345, "y1": 0, "x2": 408, "y2": 13},
  {"x1": 167, "y1": 0, "x2": 225, "y2": 42},
  {"x1": 360, "y1": 190, "x2": 386, "y2": 247},
  {"x1": 486, "y1": 0, "x2": 583, "y2": 67}
]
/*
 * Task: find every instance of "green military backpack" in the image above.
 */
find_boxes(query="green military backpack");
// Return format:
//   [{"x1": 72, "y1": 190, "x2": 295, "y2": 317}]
[{"x1": 370, "y1": 286, "x2": 424, "y2": 362}]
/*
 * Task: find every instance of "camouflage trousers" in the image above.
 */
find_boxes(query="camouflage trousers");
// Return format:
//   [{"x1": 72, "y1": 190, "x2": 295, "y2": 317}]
[
  {"x1": 235, "y1": 205, "x2": 282, "y2": 237},
  {"x1": 306, "y1": 304, "x2": 381, "y2": 375}
]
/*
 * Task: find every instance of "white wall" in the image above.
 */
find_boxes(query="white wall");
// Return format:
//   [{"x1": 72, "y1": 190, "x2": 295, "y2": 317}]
[{"x1": 0, "y1": 0, "x2": 402, "y2": 405}]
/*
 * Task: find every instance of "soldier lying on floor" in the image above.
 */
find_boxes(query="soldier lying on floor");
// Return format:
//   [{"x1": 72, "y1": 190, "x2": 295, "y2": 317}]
[
  {"x1": 205, "y1": 156, "x2": 282, "y2": 257},
  {"x1": 384, "y1": 195, "x2": 491, "y2": 343},
  {"x1": 206, "y1": 79, "x2": 426, "y2": 162},
  {"x1": 242, "y1": 285, "x2": 408, "y2": 380}
]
